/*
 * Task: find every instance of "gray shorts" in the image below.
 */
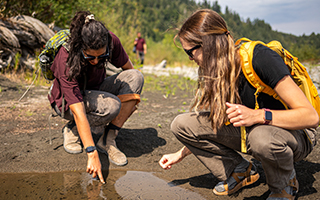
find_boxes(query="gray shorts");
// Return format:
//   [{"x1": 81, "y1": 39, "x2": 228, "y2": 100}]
[{"x1": 54, "y1": 69, "x2": 144, "y2": 127}]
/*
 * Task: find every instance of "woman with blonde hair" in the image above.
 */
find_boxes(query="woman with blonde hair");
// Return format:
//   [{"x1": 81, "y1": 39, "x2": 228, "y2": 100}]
[{"x1": 159, "y1": 9, "x2": 318, "y2": 199}]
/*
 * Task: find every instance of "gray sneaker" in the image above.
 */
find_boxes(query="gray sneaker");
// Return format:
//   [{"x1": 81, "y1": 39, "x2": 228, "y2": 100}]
[
  {"x1": 97, "y1": 128, "x2": 127, "y2": 166},
  {"x1": 62, "y1": 121, "x2": 82, "y2": 154}
]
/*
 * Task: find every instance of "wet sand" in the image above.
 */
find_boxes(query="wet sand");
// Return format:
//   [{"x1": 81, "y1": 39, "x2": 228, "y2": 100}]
[
  {"x1": 0, "y1": 170, "x2": 207, "y2": 199},
  {"x1": 1, "y1": 73, "x2": 320, "y2": 199}
]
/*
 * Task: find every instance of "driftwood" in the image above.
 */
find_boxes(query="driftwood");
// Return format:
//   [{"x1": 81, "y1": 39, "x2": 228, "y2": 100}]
[
  {"x1": 0, "y1": 21, "x2": 20, "y2": 68},
  {"x1": 0, "y1": 15, "x2": 54, "y2": 69},
  {"x1": 0, "y1": 15, "x2": 124, "y2": 77},
  {"x1": 7, "y1": 15, "x2": 54, "y2": 48}
]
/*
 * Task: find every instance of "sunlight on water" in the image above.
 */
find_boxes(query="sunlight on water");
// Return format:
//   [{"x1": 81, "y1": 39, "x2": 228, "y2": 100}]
[
  {"x1": 115, "y1": 171, "x2": 206, "y2": 200},
  {"x1": 0, "y1": 170, "x2": 205, "y2": 200}
]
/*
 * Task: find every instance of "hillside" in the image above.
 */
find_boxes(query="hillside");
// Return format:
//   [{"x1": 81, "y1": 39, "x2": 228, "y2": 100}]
[{"x1": 1, "y1": 0, "x2": 319, "y2": 70}]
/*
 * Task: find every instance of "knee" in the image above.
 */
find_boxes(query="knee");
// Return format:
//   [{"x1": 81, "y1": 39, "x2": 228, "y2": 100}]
[
  {"x1": 96, "y1": 94, "x2": 121, "y2": 118},
  {"x1": 123, "y1": 69, "x2": 144, "y2": 94},
  {"x1": 171, "y1": 114, "x2": 191, "y2": 139},
  {"x1": 127, "y1": 69, "x2": 143, "y2": 80},
  {"x1": 130, "y1": 68, "x2": 143, "y2": 77},
  {"x1": 248, "y1": 125, "x2": 291, "y2": 160},
  {"x1": 132, "y1": 69, "x2": 144, "y2": 89},
  {"x1": 108, "y1": 98, "x2": 121, "y2": 119},
  {"x1": 248, "y1": 126, "x2": 273, "y2": 156}
]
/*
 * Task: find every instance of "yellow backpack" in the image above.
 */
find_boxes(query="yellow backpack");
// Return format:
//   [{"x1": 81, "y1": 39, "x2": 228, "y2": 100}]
[{"x1": 235, "y1": 38, "x2": 320, "y2": 153}]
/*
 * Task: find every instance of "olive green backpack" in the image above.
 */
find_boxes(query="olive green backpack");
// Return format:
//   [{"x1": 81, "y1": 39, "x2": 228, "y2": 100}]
[{"x1": 38, "y1": 29, "x2": 70, "y2": 81}]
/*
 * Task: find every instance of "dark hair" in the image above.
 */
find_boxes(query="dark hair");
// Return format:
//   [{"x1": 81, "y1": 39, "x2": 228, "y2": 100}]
[
  {"x1": 66, "y1": 11, "x2": 113, "y2": 80},
  {"x1": 178, "y1": 9, "x2": 241, "y2": 130}
]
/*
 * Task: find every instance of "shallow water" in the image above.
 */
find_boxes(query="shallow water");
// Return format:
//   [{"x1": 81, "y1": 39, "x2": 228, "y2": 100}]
[{"x1": 0, "y1": 170, "x2": 206, "y2": 200}]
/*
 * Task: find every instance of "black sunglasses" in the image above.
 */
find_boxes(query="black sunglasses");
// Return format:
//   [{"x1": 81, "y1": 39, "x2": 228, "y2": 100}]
[
  {"x1": 82, "y1": 47, "x2": 110, "y2": 61},
  {"x1": 184, "y1": 45, "x2": 201, "y2": 58}
]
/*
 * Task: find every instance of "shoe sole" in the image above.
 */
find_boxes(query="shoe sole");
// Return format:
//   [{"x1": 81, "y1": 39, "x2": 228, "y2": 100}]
[
  {"x1": 96, "y1": 144, "x2": 128, "y2": 166},
  {"x1": 213, "y1": 173, "x2": 260, "y2": 196},
  {"x1": 63, "y1": 146, "x2": 83, "y2": 154}
]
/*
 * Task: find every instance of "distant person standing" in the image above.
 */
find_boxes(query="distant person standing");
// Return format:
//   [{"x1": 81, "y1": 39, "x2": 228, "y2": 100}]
[{"x1": 134, "y1": 32, "x2": 147, "y2": 65}]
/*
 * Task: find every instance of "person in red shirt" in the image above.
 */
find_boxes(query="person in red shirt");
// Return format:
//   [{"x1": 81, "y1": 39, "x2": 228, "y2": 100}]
[
  {"x1": 133, "y1": 32, "x2": 147, "y2": 65},
  {"x1": 48, "y1": 11, "x2": 144, "y2": 183}
]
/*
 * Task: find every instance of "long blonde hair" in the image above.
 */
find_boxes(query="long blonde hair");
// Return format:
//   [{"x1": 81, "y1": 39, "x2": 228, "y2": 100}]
[{"x1": 178, "y1": 9, "x2": 241, "y2": 130}]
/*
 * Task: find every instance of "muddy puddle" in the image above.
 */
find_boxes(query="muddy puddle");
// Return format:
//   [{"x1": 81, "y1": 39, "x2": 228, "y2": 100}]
[{"x1": 0, "y1": 170, "x2": 206, "y2": 199}]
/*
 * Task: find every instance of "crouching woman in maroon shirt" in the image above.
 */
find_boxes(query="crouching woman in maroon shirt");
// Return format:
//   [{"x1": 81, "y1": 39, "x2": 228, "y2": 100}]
[{"x1": 48, "y1": 11, "x2": 144, "y2": 183}]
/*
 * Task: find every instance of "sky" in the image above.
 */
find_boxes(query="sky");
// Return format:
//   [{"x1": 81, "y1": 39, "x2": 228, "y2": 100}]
[{"x1": 197, "y1": 0, "x2": 320, "y2": 36}]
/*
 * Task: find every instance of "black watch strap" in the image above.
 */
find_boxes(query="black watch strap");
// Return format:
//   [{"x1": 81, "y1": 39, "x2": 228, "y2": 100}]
[
  {"x1": 263, "y1": 108, "x2": 272, "y2": 125},
  {"x1": 85, "y1": 146, "x2": 97, "y2": 153}
]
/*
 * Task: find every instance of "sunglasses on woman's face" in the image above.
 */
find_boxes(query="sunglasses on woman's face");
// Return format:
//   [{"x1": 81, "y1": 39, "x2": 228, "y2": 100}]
[
  {"x1": 184, "y1": 45, "x2": 201, "y2": 58},
  {"x1": 82, "y1": 48, "x2": 110, "y2": 61}
]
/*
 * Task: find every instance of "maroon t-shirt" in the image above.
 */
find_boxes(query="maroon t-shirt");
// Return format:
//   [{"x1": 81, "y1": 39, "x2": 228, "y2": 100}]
[
  {"x1": 48, "y1": 31, "x2": 129, "y2": 112},
  {"x1": 135, "y1": 38, "x2": 145, "y2": 51}
]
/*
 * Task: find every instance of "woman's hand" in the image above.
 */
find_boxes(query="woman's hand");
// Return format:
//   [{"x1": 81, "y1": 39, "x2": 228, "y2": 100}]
[
  {"x1": 159, "y1": 152, "x2": 183, "y2": 170},
  {"x1": 159, "y1": 146, "x2": 191, "y2": 170},
  {"x1": 227, "y1": 75, "x2": 319, "y2": 130},
  {"x1": 226, "y1": 102, "x2": 264, "y2": 127},
  {"x1": 70, "y1": 102, "x2": 105, "y2": 183},
  {"x1": 86, "y1": 151, "x2": 105, "y2": 184}
]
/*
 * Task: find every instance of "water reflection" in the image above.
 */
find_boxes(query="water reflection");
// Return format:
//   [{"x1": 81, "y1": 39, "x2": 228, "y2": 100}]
[
  {"x1": 0, "y1": 170, "x2": 205, "y2": 200},
  {"x1": 0, "y1": 170, "x2": 123, "y2": 199},
  {"x1": 115, "y1": 171, "x2": 206, "y2": 200}
]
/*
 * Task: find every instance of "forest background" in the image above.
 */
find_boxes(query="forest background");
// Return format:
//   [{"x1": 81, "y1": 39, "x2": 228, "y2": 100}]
[{"x1": 1, "y1": 0, "x2": 320, "y2": 68}]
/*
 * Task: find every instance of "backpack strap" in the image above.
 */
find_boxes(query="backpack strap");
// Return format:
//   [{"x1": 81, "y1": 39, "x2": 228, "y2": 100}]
[
  {"x1": 236, "y1": 38, "x2": 286, "y2": 153},
  {"x1": 236, "y1": 38, "x2": 281, "y2": 109},
  {"x1": 236, "y1": 38, "x2": 319, "y2": 152}
]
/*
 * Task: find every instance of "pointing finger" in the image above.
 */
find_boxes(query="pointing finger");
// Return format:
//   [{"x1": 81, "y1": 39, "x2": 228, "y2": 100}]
[{"x1": 97, "y1": 170, "x2": 105, "y2": 184}]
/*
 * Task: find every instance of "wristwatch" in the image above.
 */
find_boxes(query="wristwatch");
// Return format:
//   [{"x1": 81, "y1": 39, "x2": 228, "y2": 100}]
[
  {"x1": 263, "y1": 108, "x2": 272, "y2": 125},
  {"x1": 85, "y1": 146, "x2": 97, "y2": 153}
]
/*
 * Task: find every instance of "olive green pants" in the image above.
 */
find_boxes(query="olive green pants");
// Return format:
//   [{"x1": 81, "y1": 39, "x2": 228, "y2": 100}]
[{"x1": 171, "y1": 112, "x2": 316, "y2": 193}]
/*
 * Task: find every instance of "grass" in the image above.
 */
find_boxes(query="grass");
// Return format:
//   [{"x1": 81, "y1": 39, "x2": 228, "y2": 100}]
[
  {"x1": 2, "y1": 54, "x2": 198, "y2": 106},
  {"x1": 2, "y1": 66, "x2": 197, "y2": 100},
  {"x1": 1, "y1": 66, "x2": 51, "y2": 89},
  {"x1": 1, "y1": 48, "x2": 52, "y2": 88},
  {"x1": 26, "y1": 110, "x2": 34, "y2": 116},
  {"x1": 24, "y1": 61, "x2": 52, "y2": 87},
  {"x1": 142, "y1": 73, "x2": 197, "y2": 98}
]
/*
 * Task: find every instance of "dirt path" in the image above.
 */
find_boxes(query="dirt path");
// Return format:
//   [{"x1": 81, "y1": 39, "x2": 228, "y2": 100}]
[{"x1": 0, "y1": 73, "x2": 320, "y2": 199}]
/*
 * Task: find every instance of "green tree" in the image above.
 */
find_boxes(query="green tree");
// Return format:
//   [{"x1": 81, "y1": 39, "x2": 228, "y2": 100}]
[{"x1": 2, "y1": 0, "x2": 319, "y2": 64}]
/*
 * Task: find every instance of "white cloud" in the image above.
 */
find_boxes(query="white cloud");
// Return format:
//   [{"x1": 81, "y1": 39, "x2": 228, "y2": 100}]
[
  {"x1": 199, "y1": 0, "x2": 320, "y2": 36},
  {"x1": 273, "y1": 20, "x2": 318, "y2": 36}
]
